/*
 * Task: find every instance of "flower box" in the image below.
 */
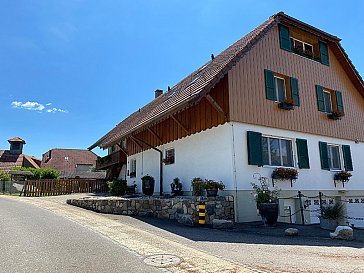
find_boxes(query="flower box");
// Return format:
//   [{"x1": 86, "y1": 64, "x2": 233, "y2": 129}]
[
  {"x1": 278, "y1": 101, "x2": 294, "y2": 110},
  {"x1": 328, "y1": 111, "x2": 345, "y2": 120}
]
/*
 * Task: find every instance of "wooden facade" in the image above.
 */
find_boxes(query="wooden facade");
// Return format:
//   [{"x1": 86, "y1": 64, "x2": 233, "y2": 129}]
[
  {"x1": 228, "y1": 26, "x2": 364, "y2": 142},
  {"x1": 125, "y1": 76, "x2": 229, "y2": 155}
]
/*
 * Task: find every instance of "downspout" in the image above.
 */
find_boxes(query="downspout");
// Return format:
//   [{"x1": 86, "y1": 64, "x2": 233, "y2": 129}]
[
  {"x1": 130, "y1": 136, "x2": 163, "y2": 196},
  {"x1": 230, "y1": 122, "x2": 239, "y2": 222}
]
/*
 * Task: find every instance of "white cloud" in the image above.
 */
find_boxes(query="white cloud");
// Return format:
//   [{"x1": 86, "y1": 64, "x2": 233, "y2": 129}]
[
  {"x1": 11, "y1": 101, "x2": 45, "y2": 111},
  {"x1": 11, "y1": 101, "x2": 68, "y2": 114},
  {"x1": 46, "y1": 107, "x2": 68, "y2": 114}
]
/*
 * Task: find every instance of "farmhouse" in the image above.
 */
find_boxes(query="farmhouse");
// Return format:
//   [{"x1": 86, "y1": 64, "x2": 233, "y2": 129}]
[{"x1": 89, "y1": 12, "x2": 364, "y2": 227}]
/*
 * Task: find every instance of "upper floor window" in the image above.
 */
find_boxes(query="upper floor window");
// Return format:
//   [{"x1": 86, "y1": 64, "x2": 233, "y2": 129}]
[
  {"x1": 279, "y1": 24, "x2": 329, "y2": 66},
  {"x1": 290, "y1": 38, "x2": 313, "y2": 58},
  {"x1": 262, "y1": 136, "x2": 294, "y2": 167},
  {"x1": 316, "y1": 85, "x2": 344, "y2": 118},
  {"x1": 265, "y1": 69, "x2": 300, "y2": 107}
]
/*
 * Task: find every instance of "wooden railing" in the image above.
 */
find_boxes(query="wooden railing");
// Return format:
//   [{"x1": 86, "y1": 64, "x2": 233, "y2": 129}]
[
  {"x1": 96, "y1": 151, "x2": 126, "y2": 170},
  {"x1": 21, "y1": 179, "x2": 108, "y2": 197}
]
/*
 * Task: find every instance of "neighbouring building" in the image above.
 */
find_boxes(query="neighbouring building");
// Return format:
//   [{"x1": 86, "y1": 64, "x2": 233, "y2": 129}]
[
  {"x1": 89, "y1": 12, "x2": 364, "y2": 227},
  {"x1": 0, "y1": 137, "x2": 41, "y2": 171},
  {"x1": 41, "y1": 148, "x2": 105, "y2": 179}
]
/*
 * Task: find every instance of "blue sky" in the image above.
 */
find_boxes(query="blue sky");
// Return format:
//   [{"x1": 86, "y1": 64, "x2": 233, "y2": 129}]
[{"x1": 1, "y1": 1, "x2": 363, "y2": 159}]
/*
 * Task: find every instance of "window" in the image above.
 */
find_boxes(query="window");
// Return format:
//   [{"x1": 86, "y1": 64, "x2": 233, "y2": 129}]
[
  {"x1": 327, "y1": 144, "x2": 342, "y2": 170},
  {"x1": 316, "y1": 85, "x2": 344, "y2": 115},
  {"x1": 275, "y1": 76, "x2": 286, "y2": 103},
  {"x1": 262, "y1": 136, "x2": 294, "y2": 167},
  {"x1": 164, "y1": 148, "x2": 175, "y2": 165},
  {"x1": 121, "y1": 139, "x2": 127, "y2": 150},
  {"x1": 130, "y1": 159, "x2": 136, "y2": 177},
  {"x1": 10, "y1": 143, "x2": 21, "y2": 150},
  {"x1": 323, "y1": 90, "x2": 333, "y2": 113},
  {"x1": 265, "y1": 69, "x2": 300, "y2": 106},
  {"x1": 111, "y1": 145, "x2": 116, "y2": 153},
  {"x1": 319, "y1": 142, "x2": 353, "y2": 171},
  {"x1": 290, "y1": 38, "x2": 313, "y2": 57},
  {"x1": 64, "y1": 156, "x2": 69, "y2": 161}
]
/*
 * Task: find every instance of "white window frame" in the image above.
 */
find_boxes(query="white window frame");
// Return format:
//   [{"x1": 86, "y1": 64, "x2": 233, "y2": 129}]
[
  {"x1": 327, "y1": 144, "x2": 343, "y2": 171},
  {"x1": 130, "y1": 159, "x2": 137, "y2": 177},
  {"x1": 262, "y1": 135, "x2": 296, "y2": 168},
  {"x1": 290, "y1": 37, "x2": 314, "y2": 55},
  {"x1": 323, "y1": 90, "x2": 333, "y2": 114},
  {"x1": 274, "y1": 76, "x2": 287, "y2": 103}
]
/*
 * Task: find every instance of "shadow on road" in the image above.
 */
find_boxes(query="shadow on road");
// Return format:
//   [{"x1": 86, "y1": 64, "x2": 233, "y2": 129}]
[{"x1": 134, "y1": 216, "x2": 364, "y2": 248}]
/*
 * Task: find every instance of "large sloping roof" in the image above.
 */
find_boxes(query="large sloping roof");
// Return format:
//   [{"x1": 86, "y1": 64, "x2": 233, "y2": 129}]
[{"x1": 90, "y1": 12, "x2": 364, "y2": 150}]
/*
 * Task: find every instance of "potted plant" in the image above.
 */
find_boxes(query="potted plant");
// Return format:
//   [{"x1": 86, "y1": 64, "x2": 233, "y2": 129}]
[
  {"x1": 141, "y1": 175, "x2": 155, "y2": 196},
  {"x1": 170, "y1": 177, "x2": 183, "y2": 196},
  {"x1": 271, "y1": 168, "x2": 298, "y2": 187},
  {"x1": 319, "y1": 202, "x2": 345, "y2": 230},
  {"x1": 328, "y1": 110, "x2": 345, "y2": 120},
  {"x1": 334, "y1": 171, "x2": 352, "y2": 182},
  {"x1": 251, "y1": 180, "x2": 280, "y2": 225},
  {"x1": 278, "y1": 98, "x2": 294, "y2": 110},
  {"x1": 204, "y1": 179, "x2": 225, "y2": 197},
  {"x1": 191, "y1": 177, "x2": 204, "y2": 196}
]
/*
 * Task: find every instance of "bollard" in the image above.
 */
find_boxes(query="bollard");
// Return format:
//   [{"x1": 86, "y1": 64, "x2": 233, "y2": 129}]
[{"x1": 198, "y1": 202, "x2": 206, "y2": 225}]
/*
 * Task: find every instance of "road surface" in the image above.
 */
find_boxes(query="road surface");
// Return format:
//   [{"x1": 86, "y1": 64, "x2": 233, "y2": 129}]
[{"x1": 0, "y1": 197, "x2": 161, "y2": 273}]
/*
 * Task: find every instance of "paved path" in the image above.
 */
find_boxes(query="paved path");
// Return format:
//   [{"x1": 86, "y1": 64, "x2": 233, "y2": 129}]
[{"x1": 0, "y1": 197, "x2": 162, "y2": 273}]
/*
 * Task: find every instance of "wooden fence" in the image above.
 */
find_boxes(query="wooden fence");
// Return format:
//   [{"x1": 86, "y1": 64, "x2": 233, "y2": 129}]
[{"x1": 21, "y1": 179, "x2": 108, "y2": 197}]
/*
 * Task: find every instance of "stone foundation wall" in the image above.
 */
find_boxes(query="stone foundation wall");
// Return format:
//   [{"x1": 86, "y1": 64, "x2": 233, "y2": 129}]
[{"x1": 67, "y1": 195, "x2": 234, "y2": 225}]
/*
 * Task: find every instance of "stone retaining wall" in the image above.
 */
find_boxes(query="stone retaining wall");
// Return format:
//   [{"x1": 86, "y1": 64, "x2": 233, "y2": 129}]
[{"x1": 67, "y1": 195, "x2": 234, "y2": 225}]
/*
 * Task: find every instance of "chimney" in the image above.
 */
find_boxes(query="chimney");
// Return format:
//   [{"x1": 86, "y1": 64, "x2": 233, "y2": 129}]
[{"x1": 155, "y1": 89, "x2": 163, "y2": 98}]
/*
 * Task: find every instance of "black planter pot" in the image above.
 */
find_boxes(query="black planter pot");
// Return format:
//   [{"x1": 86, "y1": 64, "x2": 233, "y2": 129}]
[
  {"x1": 142, "y1": 178, "x2": 155, "y2": 196},
  {"x1": 258, "y1": 203, "x2": 279, "y2": 225},
  {"x1": 206, "y1": 189, "x2": 218, "y2": 197}
]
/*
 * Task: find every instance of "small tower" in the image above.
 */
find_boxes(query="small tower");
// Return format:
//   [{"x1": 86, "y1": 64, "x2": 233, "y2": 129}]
[{"x1": 8, "y1": 137, "x2": 26, "y2": 155}]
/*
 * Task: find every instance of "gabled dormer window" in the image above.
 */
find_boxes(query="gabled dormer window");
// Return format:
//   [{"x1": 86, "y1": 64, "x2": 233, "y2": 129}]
[{"x1": 279, "y1": 24, "x2": 329, "y2": 65}]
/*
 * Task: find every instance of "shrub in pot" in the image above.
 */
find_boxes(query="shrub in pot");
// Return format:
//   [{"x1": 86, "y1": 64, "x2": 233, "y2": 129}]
[
  {"x1": 204, "y1": 179, "x2": 225, "y2": 197},
  {"x1": 319, "y1": 202, "x2": 345, "y2": 230},
  {"x1": 191, "y1": 177, "x2": 204, "y2": 196}
]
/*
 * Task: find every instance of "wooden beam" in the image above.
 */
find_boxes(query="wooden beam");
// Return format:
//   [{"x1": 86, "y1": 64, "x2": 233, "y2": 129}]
[
  {"x1": 170, "y1": 114, "x2": 189, "y2": 134},
  {"x1": 129, "y1": 136, "x2": 143, "y2": 149},
  {"x1": 205, "y1": 94, "x2": 227, "y2": 120},
  {"x1": 148, "y1": 128, "x2": 163, "y2": 143},
  {"x1": 116, "y1": 143, "x2": 129, "y2": 156}
]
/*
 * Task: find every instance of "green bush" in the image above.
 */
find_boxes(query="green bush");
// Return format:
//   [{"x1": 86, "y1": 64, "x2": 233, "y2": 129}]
[
  {"x1": 11, "y1": 167, "x2": 59, "y2": 179},
  {"x1": 321, "y1": 202, "x2": 345, "y2": 220},
  {"x1": 108, "y1": 180, "x2": 127, "y2": 196},
  {"x1": 0, "y1": 171, "x2": 11, "y2": 182}
]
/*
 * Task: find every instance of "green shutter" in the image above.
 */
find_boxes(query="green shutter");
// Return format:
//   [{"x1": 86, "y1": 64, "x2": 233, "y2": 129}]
[
  {"x1": 335, "y1": 91, "x2": 344, "y2": 112},
  {"x1": 342, "y1": 145, "x2": 353, "y2": 171},
  {"x1": 319, "y1": 141, "x2": 330, "y2": 170},
  {"x1": 264, "y1": 69, "x2": 276, "y2": 101},
  {"x1": 316, "y1": 85, "x2": 325, "y2": 112},
  {"x1": 319, "y1": 42, "x2": 330, "y2": 66},
  {"x1": 247, "y1": 131, "x2": 263, "y2": 166},
  {"x1": 279, "y1": 24, "x2": 291, "y2": 51},
  {"x1": 290, "y1": 77, "x2": 300, "y2": 106},
  {"x1": 296, "y1": 139, "x2": 310, "y2": 169}
]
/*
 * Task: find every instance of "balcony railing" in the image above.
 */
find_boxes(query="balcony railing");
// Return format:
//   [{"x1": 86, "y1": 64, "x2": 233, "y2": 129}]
[{"x1": 96, "y1": 151, "x2": 126, "y2": 170}]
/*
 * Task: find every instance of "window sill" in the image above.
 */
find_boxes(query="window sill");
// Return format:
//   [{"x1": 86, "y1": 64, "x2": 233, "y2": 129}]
[{"x1": 262, "y1": 165, "x2": 296, "y2": 169}]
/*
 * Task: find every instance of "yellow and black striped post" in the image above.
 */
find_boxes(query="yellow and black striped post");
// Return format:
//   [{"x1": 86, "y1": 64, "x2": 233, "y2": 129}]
[{"x1": 198, "y1": 202, "x2": 206, "y2": 225}]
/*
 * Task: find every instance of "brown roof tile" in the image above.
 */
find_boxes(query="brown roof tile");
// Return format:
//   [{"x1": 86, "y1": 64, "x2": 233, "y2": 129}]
[
  {"x1": 41, "y1": 149, "x2": 98, "y2": 177},
  {"x1": 0, "y1": 150, "x2": 40, "y2": 171}
]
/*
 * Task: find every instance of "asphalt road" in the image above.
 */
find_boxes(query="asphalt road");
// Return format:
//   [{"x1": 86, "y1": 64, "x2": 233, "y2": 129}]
[{"x1": 0, "y1": 197, "x2": 161, "y2": 273}]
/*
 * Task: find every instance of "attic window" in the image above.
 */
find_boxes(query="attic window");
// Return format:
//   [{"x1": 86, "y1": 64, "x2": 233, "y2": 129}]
[
  {"x1": 10, "y1": 143, "x2": 21, "y2": 150},
  {"x1": 64, "y1": 156, "x2": 69, "y2": 161},
  {"x1": 290, "y1": 38, "x2": 313, "y2": 58}
]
